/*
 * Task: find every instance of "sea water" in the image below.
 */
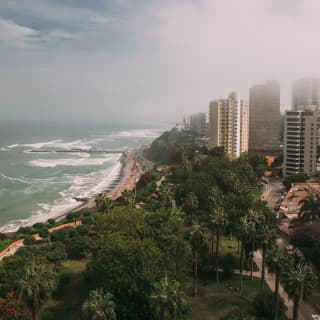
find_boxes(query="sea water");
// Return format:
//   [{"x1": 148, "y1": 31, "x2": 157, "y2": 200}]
[{"x1": 0, "y1": 122, "x2": 164, "y2": 232}]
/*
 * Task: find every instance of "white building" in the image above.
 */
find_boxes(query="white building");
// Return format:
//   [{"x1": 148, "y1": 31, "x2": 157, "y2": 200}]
[{"x1": 208, "y1": 92, "x2": 249, "y2": 159}]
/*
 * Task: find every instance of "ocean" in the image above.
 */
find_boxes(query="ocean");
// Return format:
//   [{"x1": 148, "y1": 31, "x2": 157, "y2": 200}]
[{"x1": 0, "y1": 122, "x2": 164, "y2": 233}]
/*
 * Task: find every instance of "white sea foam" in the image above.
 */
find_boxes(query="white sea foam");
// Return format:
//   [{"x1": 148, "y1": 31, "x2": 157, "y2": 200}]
[
  {"x1": 110, "y1": 128, "x2": 164, "y2": 139},
  {"x1": 0, "y1": 154, "x2": 123, "y2": 232},
  {"x1": 0, "y1": 174, "x2": 32, "y2": 185},
  {"x1": 29, "y1": 153, "x2": 119, "y2": 168},
  {"x1": 2, "y1": 139, "x2": 96, "y2": 151}
]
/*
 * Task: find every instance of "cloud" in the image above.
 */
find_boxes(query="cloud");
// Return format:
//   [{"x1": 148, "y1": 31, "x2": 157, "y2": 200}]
[
  {"x1": 0, "y1": 0, "x2": 320, "y2": 124},
  {"x1": 0, "y1": 18, "x2": 38, "y2": 48}
]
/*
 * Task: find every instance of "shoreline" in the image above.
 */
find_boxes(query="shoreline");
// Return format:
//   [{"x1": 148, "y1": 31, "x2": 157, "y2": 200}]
[{"x1": 2, "y1": 150, "x2": 146, "y2": 236}]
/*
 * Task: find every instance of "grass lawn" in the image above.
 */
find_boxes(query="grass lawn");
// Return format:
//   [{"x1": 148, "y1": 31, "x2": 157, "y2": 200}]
[
  {"x1": 218, "y1": 236, "x2": 259, "y2": 272},
  {"x1": 42, "y1": 259, "x2": 89, "y2": 320},
  {"x1": 219, "y1": 236, "x2": 240, "y2": 257},
  {"x1": 187, "y1": 275, "x2": 261, "y2": 320}
]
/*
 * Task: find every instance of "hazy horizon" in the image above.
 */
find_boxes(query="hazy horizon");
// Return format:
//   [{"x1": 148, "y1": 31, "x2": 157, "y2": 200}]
[{"x1": 1, "y1": 0, "x2": 320, "y2": 123}]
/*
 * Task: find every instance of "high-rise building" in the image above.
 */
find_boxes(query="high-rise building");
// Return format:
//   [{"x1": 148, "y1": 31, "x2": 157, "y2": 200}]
[
  {"x1": 283, "y1": 110, "x2": 317, "y2": 176},
  {"x1": 249, "y1": 80, "x2": 281, "y2": 155},
  {"x1": 208, "y1": 92, "x2": 249, "y2": 159},
  {"x1": 240, "y1": 100, "x2": 249, "y2": 153},
  {"x1": 292, "y1": 78, "x2": 320, "y2": 147},
  {"x1": 189, "y1": 112, "x2": 207, "y2": 137},
  {"x1": 292, "y1": 78, "x2": 320, "y2": 111}
]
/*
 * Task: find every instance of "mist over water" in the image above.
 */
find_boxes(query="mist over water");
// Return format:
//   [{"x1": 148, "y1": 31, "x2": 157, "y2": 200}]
[{"x1": 0, "y1": 122, "x2": 165, "y2": 232}]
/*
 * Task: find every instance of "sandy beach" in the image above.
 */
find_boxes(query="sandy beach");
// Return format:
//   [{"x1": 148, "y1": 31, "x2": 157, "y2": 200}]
[{"x1": 69, "y1": 151, "x2": 145, "y2": 214}]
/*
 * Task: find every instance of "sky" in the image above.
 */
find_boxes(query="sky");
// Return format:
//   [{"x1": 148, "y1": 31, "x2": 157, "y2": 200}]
[{"x1": 0, "y1": 0, "x2": 319, "y2": 125}]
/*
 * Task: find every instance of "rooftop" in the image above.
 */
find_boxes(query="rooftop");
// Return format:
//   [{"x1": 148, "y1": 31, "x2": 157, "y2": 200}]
[{"x1": 279, "y1": 182, "x2": 320, "y2": 220}]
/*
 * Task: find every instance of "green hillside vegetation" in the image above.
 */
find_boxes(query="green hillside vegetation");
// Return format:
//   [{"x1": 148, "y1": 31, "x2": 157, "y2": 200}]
[{"x1": 143, "y1": 128, "x2": 196, "y2": 164}]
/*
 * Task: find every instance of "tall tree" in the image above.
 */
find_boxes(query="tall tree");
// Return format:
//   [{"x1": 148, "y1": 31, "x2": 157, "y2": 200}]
[
  {"x1": 298, "y1": 192, "x2": 320, "y2": 222},
  {"x1": 247, "y1": 209, "x2": 261, "y2": 280},
  {"x1": 190, "y1": 222, "x2": 204, "y2": 297},
  {"x1": 237, "y1": 214, "x2": 255, "y2": 292},
  {"x1": 266, "y1": 247, "x2": 291, "y2": 320},
  {"x1": 208, "y1": 187, "x2": 227, "y2": 283},
  {"x1": 258, "y1": 212, "x2": 277, "y2": 290},
  {"x1": 282, "y1": 258, "x2": 317, "y2": 320},
  {"x1": 19, "y1": 257, "x2": 57, "y2": 320},
  {"x1": 151, "y1": 275, "x2": 189, "y2": 320},
  {"x1": 184, "y1": 192, "x2": 199, "y2": 224},
  {"x1": 82, "y1": 289, "x2": 116, "y2": 320}
]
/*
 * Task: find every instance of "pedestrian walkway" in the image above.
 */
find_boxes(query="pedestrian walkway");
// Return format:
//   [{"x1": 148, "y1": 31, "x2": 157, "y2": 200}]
[{"x1": 0, "y1": 220, "x2": 82, "y2": 261}]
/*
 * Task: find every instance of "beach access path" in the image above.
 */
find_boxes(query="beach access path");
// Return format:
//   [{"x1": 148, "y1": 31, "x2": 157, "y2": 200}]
[{"x1": 0, "y1": 221, "x2": 81, "y2": 261}]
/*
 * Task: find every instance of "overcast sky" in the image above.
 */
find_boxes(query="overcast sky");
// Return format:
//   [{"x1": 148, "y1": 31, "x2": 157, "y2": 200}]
[{"x1": 0, "y1": 0, "x2": 319, "y2": 124}]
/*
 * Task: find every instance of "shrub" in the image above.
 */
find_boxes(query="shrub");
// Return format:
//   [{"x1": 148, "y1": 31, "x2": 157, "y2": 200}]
[
  {"x1": 67, "y1": 236, "x2": 91, "y2": 259},
  {"x1": 222, "y1": 253, "x2": 237, "y2": 280},
  {"x1": 33, "y1": 222, "x2": 45, "y2": 230},
  {"x1": 292, "y1": 234, "x2": 320, "y2": 269},
  {"x1": 55, "y1": 270, "x2": 72, "y2": 295},
  {"x1": 0, "y1": 233, "x2": 7, "y2": 241},
  {"x1": 77, "y1": 225, "x2": 90, "y2": 236},
  {"x1": 17, "y1": 226, "x2": 33, "y2": 236},
  {"x1": 82, "y1": 215, "x2": 95, "y2": 225},
  {"x1": 252, "y1": 291, "x2": 286, "y2": 319},
  {"x1": 46, "y1": 243, "x2": 68, "y2": 263},
  {"x1": 41, "y1": 310, "x2": 55, "y2": 320},
  {"x1": 47, "y1": 219, "x2": 55, "y2": 226},
  {"x1": 23, "y1": 236, "x2": 36, "y2": 246},
  {"x1": 50, "y1": 227, "x2": 78, "y2": 243},
  {"x1": 39, "y1": 229, "x2": 50, "y2": 239},
  {"x1": 222, "y1": 307, "x2": 255, "y2": 320}
]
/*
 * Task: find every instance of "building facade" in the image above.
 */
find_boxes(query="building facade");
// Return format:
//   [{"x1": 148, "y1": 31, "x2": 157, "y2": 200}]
[
  {"x1": 283, "y1": 110, "x2": 317, "y2": 176},
  {"x1": 208, "y1": 92, "x2": 249, "y2": 159},
  {"x1": 292, "y1": 78, "x2": 320, "y2": 147},
  {"x1": 189, "y1": 112, "x2": 207, "y2": 137},
  {"x1": 292, "y1": 78, "x2": 320, "y2": 111},
  {"x1": 249, "y1": 80, "x2": 281, "y2": 155}
]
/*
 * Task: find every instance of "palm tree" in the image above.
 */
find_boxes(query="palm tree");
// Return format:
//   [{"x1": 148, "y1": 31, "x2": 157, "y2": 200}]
[
  {"x1": 158, "y1": 185, "x2": 174, "y2": 208},
  {"x1": 208, "y1": 187, "x2": 227, "y2": 283},
  {"x1": 247, "y1": 208, "x2": 264, "y2": 280},
  {"x1": 266, "y1": 247, "x2": 291, "y2": 320},
  {"x1": 237, "y1": 214, "x2": 255, "y2": 292},
  {"x1": 259, "y1": 220, "x2": 277, "y2": 290},
  {"x1": 121, "y1": 189, "x2": 135, "y2": 208},
  {"x1": 95, "y1": 193, "x2": 106, "y2": 208},
  {"x1": 282, "y1": 259, "x2": 317, "y2": 320},
  {"x1": 151, "y1": 275, "x2": 189, "y2": 320},
  {"x1": 19, "y1": 257, "x2": 57, "y2": 320},
  {"x1": 184, "y1": 192, "x2": 199, "y2": 224},
  {"x1": 95, "y1": 194, "x2": 114, "y2": 213},
  {"x1": 190, "y1": 222, "x2": 204, "y2": 297},
  {"x1": 298, "y1": 192, "x2": 320, "y2": 222},
  {"x1": 82, "y1": 289, "x2": 116, "y2": 320}
]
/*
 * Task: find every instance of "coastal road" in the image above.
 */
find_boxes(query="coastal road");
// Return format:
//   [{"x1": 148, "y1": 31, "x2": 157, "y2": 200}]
[{"x1": 261, "y1": 180, "x2": 320, "y2": 320}]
